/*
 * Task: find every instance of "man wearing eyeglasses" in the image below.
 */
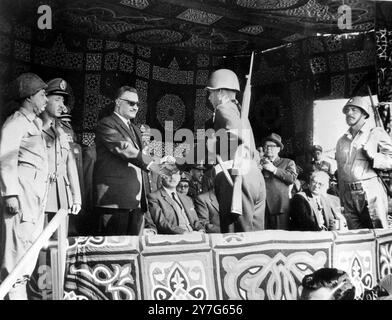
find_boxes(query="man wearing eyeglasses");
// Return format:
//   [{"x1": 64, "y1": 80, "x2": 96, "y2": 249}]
[
  {"x1": 93, "y1": 86, "x2": 161, "y2": 236},
  {"x1": 261, "y1": 133, "x2": 297, "y2": 230}
]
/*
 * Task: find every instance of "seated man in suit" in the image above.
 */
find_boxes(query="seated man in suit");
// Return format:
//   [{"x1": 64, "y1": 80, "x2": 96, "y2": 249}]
[
  {"x1": 147, "y1": 163, "x2": 205, "y2": 234},
  {"x1": 194, "y1": 174, "x2": 220, "y2": 233},
  {"x1": 290, "y1": 171, "x2": 347, "y2": 231}
]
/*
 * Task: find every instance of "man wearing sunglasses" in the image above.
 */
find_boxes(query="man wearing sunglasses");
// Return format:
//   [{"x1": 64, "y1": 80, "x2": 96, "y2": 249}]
[{"x1": 93, "y1": 86, "x2": 161, "y2": 236}]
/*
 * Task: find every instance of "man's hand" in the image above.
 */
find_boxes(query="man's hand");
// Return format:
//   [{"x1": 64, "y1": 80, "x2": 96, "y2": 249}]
[
  {"x1": 143, "y1": 228, "x2": 157, "y2": 236},
  {"x1": 69, "y1": 203, "x2": 81, "y2": 215},
  {"x1": 262, "y1": 159, "x2": 277, "y2": 173},
  {"x1": 148, "y1": 155, "x2": 177, "y2": 174},
  {"x1": 4, "y1": 196, "x2": 20, "y2": 215},
  {"x1": 160, "y1": 155, "x2": 176, "y2": 164},
  {"x1": 148, "y1": 161, "x2": 161, "y2": 174}
]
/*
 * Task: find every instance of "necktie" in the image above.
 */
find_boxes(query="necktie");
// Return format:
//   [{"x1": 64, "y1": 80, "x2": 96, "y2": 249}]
[
  {"x1": 171, "y1": 192, "x2": 183, "y2": 211},
  {"x1": 171, "y1": 192, "x2": 192, "y2": 232},
  {"x1": 315, "y1": 197, "x2": 326, "y2": 229},
  {"x1": 128, "y1": 121, "x2": 139, "y2": 149}
]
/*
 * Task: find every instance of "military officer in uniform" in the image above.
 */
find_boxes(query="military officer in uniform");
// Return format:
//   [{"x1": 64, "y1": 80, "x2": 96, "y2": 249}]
[
  {"x1": 40, "y1": 78, "x2": 81, "y2": 235},
  {"x1": 0, "y1": 73, "x2": 48, "y2": 299},
  {"x1": 336, "y1": 96, "x2": 392, "y2": 229},
  {"x1": 177, "y1": 171, "x2": 191, "y2": 196},
  {"x1": 206, "y1": 69, "x2": 266, "y2": 232},
  {"x1": 309, "y1": 145, "x2": 333, "y2": 175},
  {"x1": 187, "y1": 163, "x2": 207, "y2": 199}
]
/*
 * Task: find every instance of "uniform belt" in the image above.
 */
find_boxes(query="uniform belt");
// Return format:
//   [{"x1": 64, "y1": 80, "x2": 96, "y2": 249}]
[{"x1": 344, "y1": 176, "x2": 378, "y2": 191}]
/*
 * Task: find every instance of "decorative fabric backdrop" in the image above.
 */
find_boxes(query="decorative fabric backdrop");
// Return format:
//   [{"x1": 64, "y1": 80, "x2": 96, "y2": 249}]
[
  {"x1": 0, "y1": 21, "x2": 219, "y2": 149},
  {"x1": 225, "y1": 33, "x2": 377, "y2": 167},
  {"x1": 28, "y1": 229, "x2": 392, "y2": 300},
  {"x1": 376, "y1": 1, "x2": 392, "y2": 103},
  {"x1": 0, "y1": 18, "x2": 378, "y2": 165}
]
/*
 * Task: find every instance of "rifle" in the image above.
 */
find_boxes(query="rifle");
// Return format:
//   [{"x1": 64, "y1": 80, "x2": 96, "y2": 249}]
[
  {"x1": 230, "y1": 52, "x2": 255, "y2": 215},
  {"x1": 367, "y1": 85, "x2": 392, "y2": 197},
  {"x1": 241, "y1": 51, "x2": 254, "y2": 121}
]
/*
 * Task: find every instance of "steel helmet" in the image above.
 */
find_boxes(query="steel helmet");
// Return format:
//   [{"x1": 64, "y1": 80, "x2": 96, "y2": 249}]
[
  {"x1": 343, "y1": 96, "x2": 370, "y2": 119},
  {"x1": 206, "y1": 69, "x2": 240, "y2": 92},
  {"x1": 14, "y1": 73, "x2": 47, "y2": 100}
]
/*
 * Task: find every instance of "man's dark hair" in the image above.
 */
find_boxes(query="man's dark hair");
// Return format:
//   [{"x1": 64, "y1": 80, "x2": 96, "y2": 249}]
[
  {"x1": 114, "y1": 86, "x2": 138, "y2": 100},
  {"x1": 300, "y1": 268, "x2": 356, "y2": 300}
]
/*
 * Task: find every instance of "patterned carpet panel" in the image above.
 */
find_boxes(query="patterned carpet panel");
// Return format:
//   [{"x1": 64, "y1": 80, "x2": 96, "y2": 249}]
[{"x1": 28, "y1": 229, "x2": 392, "y2": 300}]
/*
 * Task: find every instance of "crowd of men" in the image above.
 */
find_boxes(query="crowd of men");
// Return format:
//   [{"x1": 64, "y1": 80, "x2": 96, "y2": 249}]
[{"x1": 1, "y1": 69, "x2": 392, "y2": 299}]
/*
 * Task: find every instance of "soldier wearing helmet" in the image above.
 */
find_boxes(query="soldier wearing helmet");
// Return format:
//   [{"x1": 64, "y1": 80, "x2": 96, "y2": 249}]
[
  {"x1": 336, "y1": 96, "x2": 392, "y2": 229},
  {"x1": 40, "y1": 78, "x2": 82, "y2": 237},
  {"x1": 0, "y1": 73, "x2": 49, "y2": 299},
  {"x1": 206, "y1": 69, "x2": 266, "y2": 232}
]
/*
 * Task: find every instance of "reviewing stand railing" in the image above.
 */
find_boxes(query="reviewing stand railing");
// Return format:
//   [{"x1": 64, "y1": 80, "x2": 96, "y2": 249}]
[{"x1": 0, "y1": 208, "x2": 68, "y2": 300}]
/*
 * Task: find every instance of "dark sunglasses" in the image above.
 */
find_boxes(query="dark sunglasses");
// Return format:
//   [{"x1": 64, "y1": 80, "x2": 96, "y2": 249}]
[{"x1": 119, "y1": 98, "x2": 139, "y2": 107}]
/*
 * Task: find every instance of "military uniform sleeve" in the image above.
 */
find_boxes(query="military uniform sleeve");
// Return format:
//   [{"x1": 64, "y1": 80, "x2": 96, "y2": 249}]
[
  {"x1": 0, "y1": 117, "x2": 25, "y2": 197},
  {"x1": 372, "y1": 127, "x2": 392, "y2": 170},
  {"x1": 96, "y1": 120, "x2": 153, "y2": 171},
  {"x1": 66, "y1": 144, "x2": 82, "y2": 204},
  {"x1": 274, "y1": 159, "x2": 298, "y2": 185}
]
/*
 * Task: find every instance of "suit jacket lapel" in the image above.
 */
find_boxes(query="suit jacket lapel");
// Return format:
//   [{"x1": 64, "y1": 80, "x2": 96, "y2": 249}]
[
  {"x1": 304, "y1": 191, "x2": 322, "y2": 226},
  {"x1": 320, "y1": 195, "x2": 335, "y2": 226},
  {"x1": 130, "y1": 121, "x2": 142, "y2": 149},
  {"x1": 111, "y1": 114, "x2": 138, "y2": 148},
  {"x1": 307, "y1": 195, "x2": 319, "y2": 216},
  {"x1": 178, "y1": 193, "x2": 193, "y2": 223},
  {"x1": 273, "y1": 157, "x2": 282, "y2": 167},
  {"x1": 161, "y1": 189, "x2": 179, "y2": 213},
  {"x1": 209, "y1": 191, "x2": 219, "y2": 212}
]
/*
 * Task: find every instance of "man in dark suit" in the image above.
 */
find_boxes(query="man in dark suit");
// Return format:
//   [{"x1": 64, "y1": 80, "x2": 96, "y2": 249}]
[
  {"x1": 147, "y1": 163, "x2": 205, "y2": 234},
  {"x1": 194, "y1": 191, "x2": 220, "y2": 233},
  {"x1": 93, "y1": 86, "x2": 160, "y2": 236},
  {"x1": 194, "y1": 171, "x2": 220, "y2": 233},
  {"x1": 290, "y1": 171, "x2": 347, "y2": 231},
  {"x1": 261, "y1": 133, "x2": 297, "y2": 230}
]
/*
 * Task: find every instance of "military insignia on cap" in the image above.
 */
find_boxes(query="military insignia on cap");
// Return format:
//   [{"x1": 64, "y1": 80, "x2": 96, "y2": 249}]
[{"x1": 59, "y1": 80, "x2": 67, "y2": 91}]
